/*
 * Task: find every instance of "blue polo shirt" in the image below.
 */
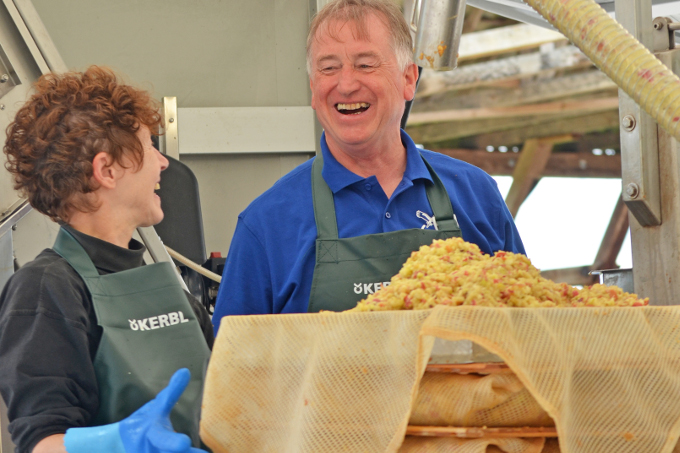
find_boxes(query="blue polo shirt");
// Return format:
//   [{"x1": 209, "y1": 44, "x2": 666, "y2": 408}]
[{"x1": 212, "y1": 130, "x2": 524, "y2": 332}]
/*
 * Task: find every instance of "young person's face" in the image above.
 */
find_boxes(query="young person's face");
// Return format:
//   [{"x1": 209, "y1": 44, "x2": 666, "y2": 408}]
[{"x1": 115, "y1": 125, "x2": 169, "y2": 228}]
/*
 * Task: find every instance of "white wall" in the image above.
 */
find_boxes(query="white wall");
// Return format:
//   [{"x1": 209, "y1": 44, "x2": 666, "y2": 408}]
[{"x1": 29, "y1": 0, "x2": 316, "y2": 256}]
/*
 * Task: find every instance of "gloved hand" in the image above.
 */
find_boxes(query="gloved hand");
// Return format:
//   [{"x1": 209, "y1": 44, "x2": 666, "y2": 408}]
[{"x1": 64, "y1": 368, "x2": 207, "y2": 453}]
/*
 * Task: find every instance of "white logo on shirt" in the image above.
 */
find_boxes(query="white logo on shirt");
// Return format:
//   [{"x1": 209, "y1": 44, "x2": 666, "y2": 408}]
[
  {"x1": 416, "y1": 210, "x2": 438, "y2": 230},
  {"x1": 128, "y1": 311, "x2": 189, "y2": 331}
]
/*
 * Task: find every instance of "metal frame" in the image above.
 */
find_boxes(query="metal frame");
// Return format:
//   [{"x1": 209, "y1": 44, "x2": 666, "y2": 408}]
[
  {"x1": 10, "y1": 0, "x2": 67, "y2": 72},
  {"x1": 174, "y1": 106, "x2": 316, "y2": 155},
  {"x1": 627, "y1": 46, "x2": 680, "y2": 304},
  {"x1": 0, "y1": 42, "x2": 19, "y2": 100},
  {"x1": 614, "y1": 0, "x2": 680, "y2": 304},
  {"x1": 0, "y1": 203, "x2": 25, "y2": 453},
  {"x1": 161, "y1": 96, "x2": 179, "y2": 160}
]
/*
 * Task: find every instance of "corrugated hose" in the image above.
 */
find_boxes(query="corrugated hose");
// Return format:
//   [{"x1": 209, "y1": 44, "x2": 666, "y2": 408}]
[{"x1": 523, "y1": 0, "x2": 680, "y2": 140}]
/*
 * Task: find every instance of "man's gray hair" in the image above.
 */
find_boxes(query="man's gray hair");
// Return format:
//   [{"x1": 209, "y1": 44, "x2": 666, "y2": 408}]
[{"x1": 306, "y1": 0, "x2": 413, "y2": 75}]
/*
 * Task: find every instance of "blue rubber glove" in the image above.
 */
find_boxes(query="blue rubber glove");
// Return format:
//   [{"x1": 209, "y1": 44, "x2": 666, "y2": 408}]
[{"x1": 64, "y1": 368, "x2": 207, "y2": 453}]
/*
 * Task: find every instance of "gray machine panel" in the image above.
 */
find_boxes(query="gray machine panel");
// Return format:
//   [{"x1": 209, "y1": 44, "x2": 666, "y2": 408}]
[
  {"x1": 0, "y1": 0, "x2": 45, "y2": 216},
  {"x1": 0, "y1": 2, "x2": 62, "y2": 451}
]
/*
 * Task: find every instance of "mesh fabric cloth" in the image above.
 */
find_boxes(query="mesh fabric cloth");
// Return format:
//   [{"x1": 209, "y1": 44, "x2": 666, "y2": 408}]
[{"x1": 201, "y1": 306, "x2": 680, "y2": 452}]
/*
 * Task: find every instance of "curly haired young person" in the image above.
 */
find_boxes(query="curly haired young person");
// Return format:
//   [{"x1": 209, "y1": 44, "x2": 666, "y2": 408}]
[{"x1": 0, "y1": 66, "x2": 212, "y2": 453}]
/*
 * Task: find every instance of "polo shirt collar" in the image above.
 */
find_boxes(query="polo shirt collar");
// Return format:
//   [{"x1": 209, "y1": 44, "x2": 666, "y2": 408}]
[
  {"x1": 320, "y1": 129, "x2": 433, "y2": 194},
  {"x1": 401, "y1": 129, "x2": 433, "y2": 184}
]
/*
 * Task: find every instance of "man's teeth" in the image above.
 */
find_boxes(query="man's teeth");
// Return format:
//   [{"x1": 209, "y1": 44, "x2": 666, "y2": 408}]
[
  {"x1": 336, "y1": 102, "x2": 370, "y2": 112},
  {"x1": 155, "y1": 183, "x2": 160, "y2": 190}
]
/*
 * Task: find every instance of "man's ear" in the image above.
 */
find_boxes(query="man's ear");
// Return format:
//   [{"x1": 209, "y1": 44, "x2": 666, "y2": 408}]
[
  {"x1": 310, "y1": 76, "x2": 317, "y2": 110},
  {"x1": 403, "y1": 62, "x2": 419, "y2": 101},
  {"x1": 91, "y1": 152, "x2": 120, "y2": 189}
]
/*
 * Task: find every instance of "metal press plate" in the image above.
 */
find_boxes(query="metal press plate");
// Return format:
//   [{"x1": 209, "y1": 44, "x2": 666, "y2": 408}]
[{"x1": 429, "y1": 337, "x2": 504, "y2": 364}]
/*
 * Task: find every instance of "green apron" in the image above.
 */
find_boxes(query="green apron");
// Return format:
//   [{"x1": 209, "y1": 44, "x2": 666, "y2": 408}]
[
  {"x1": 53, "y1": 227, "x2": 210, "y2": 447},
  {"x1": 308, "y1": 153, "x2": 462, "y2": 312}
]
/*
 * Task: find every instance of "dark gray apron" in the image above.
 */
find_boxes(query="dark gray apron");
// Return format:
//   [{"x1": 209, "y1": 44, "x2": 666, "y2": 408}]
[
  {"x1": 308, "y1": 153, "x2": 462, "y2": 312},
  {"x1": 53, "y1": 227, "x2": 210, "y2": 447}
]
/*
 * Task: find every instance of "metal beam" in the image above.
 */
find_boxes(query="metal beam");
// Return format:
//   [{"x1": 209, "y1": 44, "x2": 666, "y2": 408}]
[{"x1": 540, "y1": 266, "x2": 597, "y2": 286}]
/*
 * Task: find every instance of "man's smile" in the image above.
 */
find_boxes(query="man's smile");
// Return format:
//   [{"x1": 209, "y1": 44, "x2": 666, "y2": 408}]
[{"x1": 336, "y1": 102, "x2": 371, "y2": 114}]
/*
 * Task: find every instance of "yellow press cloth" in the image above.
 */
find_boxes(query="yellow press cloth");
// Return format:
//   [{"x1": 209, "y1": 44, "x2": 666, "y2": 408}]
[
  {"x1": 201, "y1": 306, "x2": 680, "y2": 453},
  {"x1": 410, "y1": 371, "x2": 554, "y2": 427}
]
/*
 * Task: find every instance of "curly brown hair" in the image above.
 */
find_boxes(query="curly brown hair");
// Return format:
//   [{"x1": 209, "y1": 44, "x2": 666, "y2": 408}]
[{"x1": 3, "y1": 66, "x2": 162, "y2": 222}]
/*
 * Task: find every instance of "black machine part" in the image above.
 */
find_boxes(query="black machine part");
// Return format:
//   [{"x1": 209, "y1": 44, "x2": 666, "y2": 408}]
[{"x1": 154, "y1": 153, "x2": 207, "y2": 265}]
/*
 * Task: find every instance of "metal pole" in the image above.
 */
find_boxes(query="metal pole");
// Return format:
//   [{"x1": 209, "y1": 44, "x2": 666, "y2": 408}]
[{"x1": 413, "y1": 0, "x2": 468, "y2": 70}]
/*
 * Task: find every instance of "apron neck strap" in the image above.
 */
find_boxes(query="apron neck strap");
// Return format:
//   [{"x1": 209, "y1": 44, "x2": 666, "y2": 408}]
[
  {"x1": 52, "y1": 227, "x2": 101, "y2": 278},
  {"x1": 421, "y1": 157, "x2": 458, "y2": 232},
  {"x1": 312, "y1": 151, "x2": 458, "y2": 240},
  {"x1": 312, "y1": 154, "x2": 339, "y2": 240}
]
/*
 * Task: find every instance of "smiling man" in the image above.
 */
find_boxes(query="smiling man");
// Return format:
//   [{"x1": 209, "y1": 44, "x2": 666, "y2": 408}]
[{"x1": 212, "y1": 0, "x2": 525, "y2": 325}]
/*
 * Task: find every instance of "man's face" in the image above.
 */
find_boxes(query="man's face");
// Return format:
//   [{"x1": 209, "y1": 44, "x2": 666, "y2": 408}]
[
  {"x1": 114, "y1": 125, "x2": 169, "y2": 228},
  {"x1": 309, "y1": 14, "x2": 418, "y2": 153}
]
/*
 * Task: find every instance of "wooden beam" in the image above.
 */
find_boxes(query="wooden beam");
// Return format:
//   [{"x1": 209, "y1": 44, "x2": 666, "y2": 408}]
[
  {"x1": 462, "y1": 7, "x2": 485, "y2": 33},
  {"x1": 505, "y1": 136, "x2": 572, "y2": 217},
  {"x1": 408, "y1": 98, "x2": 618, "y2": 125},
  {"x1": 457, "y1": 23, "x2": 566, "y2": 62},
  {"x1": 415, "y1": 70, "x2": 616, "y2": 113},
  {"x1": 541, "y1": 266, "x2": 598, "y2": 286},
  {"x1": 592, "y1": 195, "x2": 629, "y2": 270},
  {"x1": 538, "y1": 199, "x2": 628, "y2": 285},
  {"x1": 433, "y1": 149, "x2": 621, "y2": 177},
  {"x1": 406, "y1": 110, "x2": 621, "y2": 147},
  {"x1": 471, "y1": 130, "x2": 621, "y2": 153},
  {"x1": 417, "y1": 45, "x2": 599, "y2": 97}
]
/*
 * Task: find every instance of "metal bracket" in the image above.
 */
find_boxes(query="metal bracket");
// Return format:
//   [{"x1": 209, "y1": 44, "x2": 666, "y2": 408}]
[
  {"x1": 136, "y1": 226, "x2": 189, "y2": 292},
  {"x1": 160, "y1": 96, "x2": 179, "y2": 160},
  {"x1": 618, "y1": 91, "x2": 661, "y2": 226},
  {"x1": 616, "y1": 0, "x2": 661, "y2": 226},
  {"x1": 0, "y1": 43, "x2": 19, "y2": 101},
  {"x1": 652, "y1": 17, "x2": 675, "y2": 52},
  {"x1": 0, "y1": 199, "x2": 32, "y2": 237}
]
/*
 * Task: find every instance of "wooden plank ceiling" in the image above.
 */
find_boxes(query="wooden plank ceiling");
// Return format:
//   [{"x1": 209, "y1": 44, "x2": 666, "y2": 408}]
[{"x1": 406, "y1": 7, "x2": 626, "y2": 285}]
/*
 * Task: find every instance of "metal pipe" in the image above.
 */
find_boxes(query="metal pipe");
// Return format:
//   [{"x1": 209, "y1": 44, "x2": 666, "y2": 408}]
[{"x1": 412, "y1": 0, "x2": 467, "y2": 71}]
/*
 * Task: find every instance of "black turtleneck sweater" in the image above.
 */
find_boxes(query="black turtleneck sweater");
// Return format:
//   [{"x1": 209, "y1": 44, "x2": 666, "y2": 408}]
[{"x1": 0, "y1": 225, "x2": 213, "y2": 453}]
